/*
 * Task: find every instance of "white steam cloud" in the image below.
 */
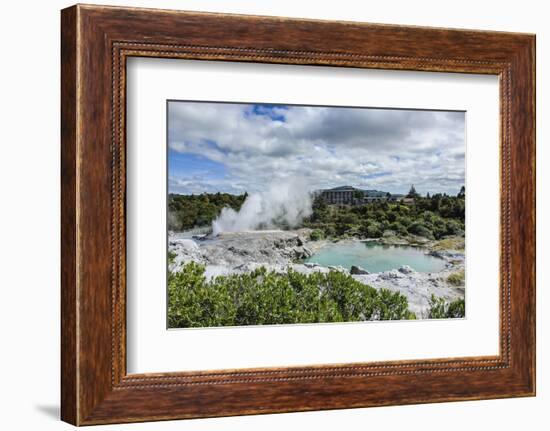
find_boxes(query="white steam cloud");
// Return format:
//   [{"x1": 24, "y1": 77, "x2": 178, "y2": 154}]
[{"x1": 212, "y1": 178, "x2": 313, "y2": 235}]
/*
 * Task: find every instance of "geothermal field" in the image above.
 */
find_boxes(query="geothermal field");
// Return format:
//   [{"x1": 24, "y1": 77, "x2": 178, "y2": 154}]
[{"x1": 168, "y1": 183, "x2": 465, "y2": 318}]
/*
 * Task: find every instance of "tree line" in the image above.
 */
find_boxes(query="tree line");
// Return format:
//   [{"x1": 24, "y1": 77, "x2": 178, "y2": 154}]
[
  {"x1": 168, "y1": 192, "x2": 247, "y2": 231},
  {"x1": 303, "y1": 191, "x2": 465, "y2": 240},
  {"x1": 168, "y1": 187, "x2": 465, "y2": 241}
]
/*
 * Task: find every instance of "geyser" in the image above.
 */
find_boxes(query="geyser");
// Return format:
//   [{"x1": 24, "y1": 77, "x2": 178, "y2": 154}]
[{"x1": 212, "y1": 179, "x2": 313, "y2": 236}]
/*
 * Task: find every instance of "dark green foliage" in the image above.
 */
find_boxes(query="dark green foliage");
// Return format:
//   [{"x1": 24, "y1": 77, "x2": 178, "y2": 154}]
[
  {"x1": 309, "y1": 229, "x2": 325, "y2": 241},
  {"x1": 427, "y1": 294, "x2": 465, "y2": 319},
  {"x1": 168, "y1": 250, "x2": 177, "y2": 264},
  {"x1": 388, "y1": 221, "x2": 408, "y2": 236},
  {"x1": 407, "y1": 222, "x2": 434, "y2": 239},
  {"x1": 334, "y1": 212, "x2": 360, "y2": 236},
  {"x1": 304, "y1": 192, "x2": 465, "y2": 240},
  {"x1": 445, "y1": 219, "x2": 464, "y2": 236},
  {"x1": 168, "y1": 192, "x2": 247, "y2": 231},
  {"x1": 360, "y1": 221, "x2": 383, "y2": 238},
  {"x1": 407, "y1": 184, "x2": 419, "y2": 198},
  {"x1": 168, "y1": 188, "x2": 466, "y2": 242},
  {"x1": 446, "y1": 297, "x2": 466, "y2": 318},
  {"x1": 168, "y1": 263, "x2": 416, "y2": 328}
]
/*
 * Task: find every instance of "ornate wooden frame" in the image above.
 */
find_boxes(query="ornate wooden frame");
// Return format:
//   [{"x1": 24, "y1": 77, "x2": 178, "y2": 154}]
[{"x1": 61, "y1": 4, "x2": 535, "y2": 426}]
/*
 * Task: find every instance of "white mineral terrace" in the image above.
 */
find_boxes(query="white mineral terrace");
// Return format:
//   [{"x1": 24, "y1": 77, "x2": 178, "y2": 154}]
[{"x1": 169, "y1": 229, "x2": 465, "y2": 318}]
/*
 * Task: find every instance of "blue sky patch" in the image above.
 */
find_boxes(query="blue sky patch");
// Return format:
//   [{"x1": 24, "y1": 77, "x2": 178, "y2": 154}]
[
  {"x1": 168, "y1": 149, "x2": 226, "y2": 180},
  {"x1": 248, "y1": 104, "x2": 287, "y2": 122}
]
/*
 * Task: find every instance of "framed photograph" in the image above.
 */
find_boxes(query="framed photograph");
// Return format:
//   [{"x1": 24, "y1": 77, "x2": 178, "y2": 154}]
[{"x1": 61, "y1": 4, "x2": 535, "y2": 425}]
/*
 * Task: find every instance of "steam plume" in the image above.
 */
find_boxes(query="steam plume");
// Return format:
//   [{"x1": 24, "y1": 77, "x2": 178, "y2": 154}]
[{"x1": 212, "y1": 178, "x2": 313, "y2": 235}]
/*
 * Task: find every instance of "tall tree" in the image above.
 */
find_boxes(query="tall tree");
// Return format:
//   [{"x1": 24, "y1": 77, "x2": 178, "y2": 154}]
[{"x1": 407, "y1": 184, "x2": 419, "y2": 198}]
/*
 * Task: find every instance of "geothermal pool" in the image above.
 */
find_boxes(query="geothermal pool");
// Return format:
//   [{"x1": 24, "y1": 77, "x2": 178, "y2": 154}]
[{"x1": 304, "y1": 242, "x2": 446, "y2": 273}]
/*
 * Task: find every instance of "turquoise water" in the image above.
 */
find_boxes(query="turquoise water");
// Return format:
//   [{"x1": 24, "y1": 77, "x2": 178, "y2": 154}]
[{"x1": 305, "y1": 242, "x2": 445, "y2": 273}]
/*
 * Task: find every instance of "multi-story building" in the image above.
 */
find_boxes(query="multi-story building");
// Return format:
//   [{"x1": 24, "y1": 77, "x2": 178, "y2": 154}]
[{"x1": 319, "y1": 186, "x2": 409, "y2": 206}]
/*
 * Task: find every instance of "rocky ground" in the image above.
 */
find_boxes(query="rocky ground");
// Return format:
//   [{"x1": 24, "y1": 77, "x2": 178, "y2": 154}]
[{"x1": 168, "y1": 229, "x2": 465, "y2": 317}]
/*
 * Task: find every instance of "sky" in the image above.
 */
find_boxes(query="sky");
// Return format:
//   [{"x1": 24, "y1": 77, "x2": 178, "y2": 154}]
[{"x1": 168, "y1": 101, "x2": 465, "y2": 196}]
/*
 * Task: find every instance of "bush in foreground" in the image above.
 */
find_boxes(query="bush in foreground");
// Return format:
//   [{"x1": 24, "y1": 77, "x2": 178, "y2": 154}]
[
  {"x1": 168, "y1": 262, "x2": 416, "y2": 328},
  {"x1": 427, "y1": 295, "x2": 465, "y2": 319}
]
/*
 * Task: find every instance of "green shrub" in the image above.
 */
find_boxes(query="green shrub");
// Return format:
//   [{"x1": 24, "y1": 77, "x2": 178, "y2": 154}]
[
  {"x1": 168, "y1": 263, "x2": 416, "y2": 328},
  {"x1": 422, "y1": 210, "x2": 437, "y2": 224},
  {"x1": 322, "y1": 223, "x2": 336, "y2": 238},
  {"x1": 445, "y1": 219, "x2": 465, "y2": 236},
  {"x1": 366, "y1": 225, "x2": 382, "y2": 238},
  {"x1": 427, "y1": 295, "x2": 446, "y2": 318},
  {"x1": 407, "y1": 222, "x2": 434, "y2": 239},
  {"x1": 360, "y1": 221, "x2": 383, "y2": 238},
  {"x1": 446, "y1": 297, "x2": 466, "y2": 318},
  {"x1": 310, "y1": 229, "x2": 325, "y2": 241},
  {"x1": 427, "y1": 294, "x2": 465, "y2": 319},
  {"x1": 170, "y1": 191, "x2": 466, "y2": 243},
  {"x1": 429, "y1": 217, "x2": 447, "y2": 239},
  {"x1": 388, "y1": 221, "x2": 408, "y2": 236},
  {"x1": 398, "y1": 216, "x2": 412, "y2": 227},
  {"x1": 447, "y1": 269, "x2": 465, "y2": 286},
  {"x1": 168, "y1": 250, "x2": 177, "y2": 264}
]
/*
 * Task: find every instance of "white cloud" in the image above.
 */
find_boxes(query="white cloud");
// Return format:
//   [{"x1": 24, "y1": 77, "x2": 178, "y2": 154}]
[{"x1": 168, "y1": 102, "x2": 465, "y2": 196}]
